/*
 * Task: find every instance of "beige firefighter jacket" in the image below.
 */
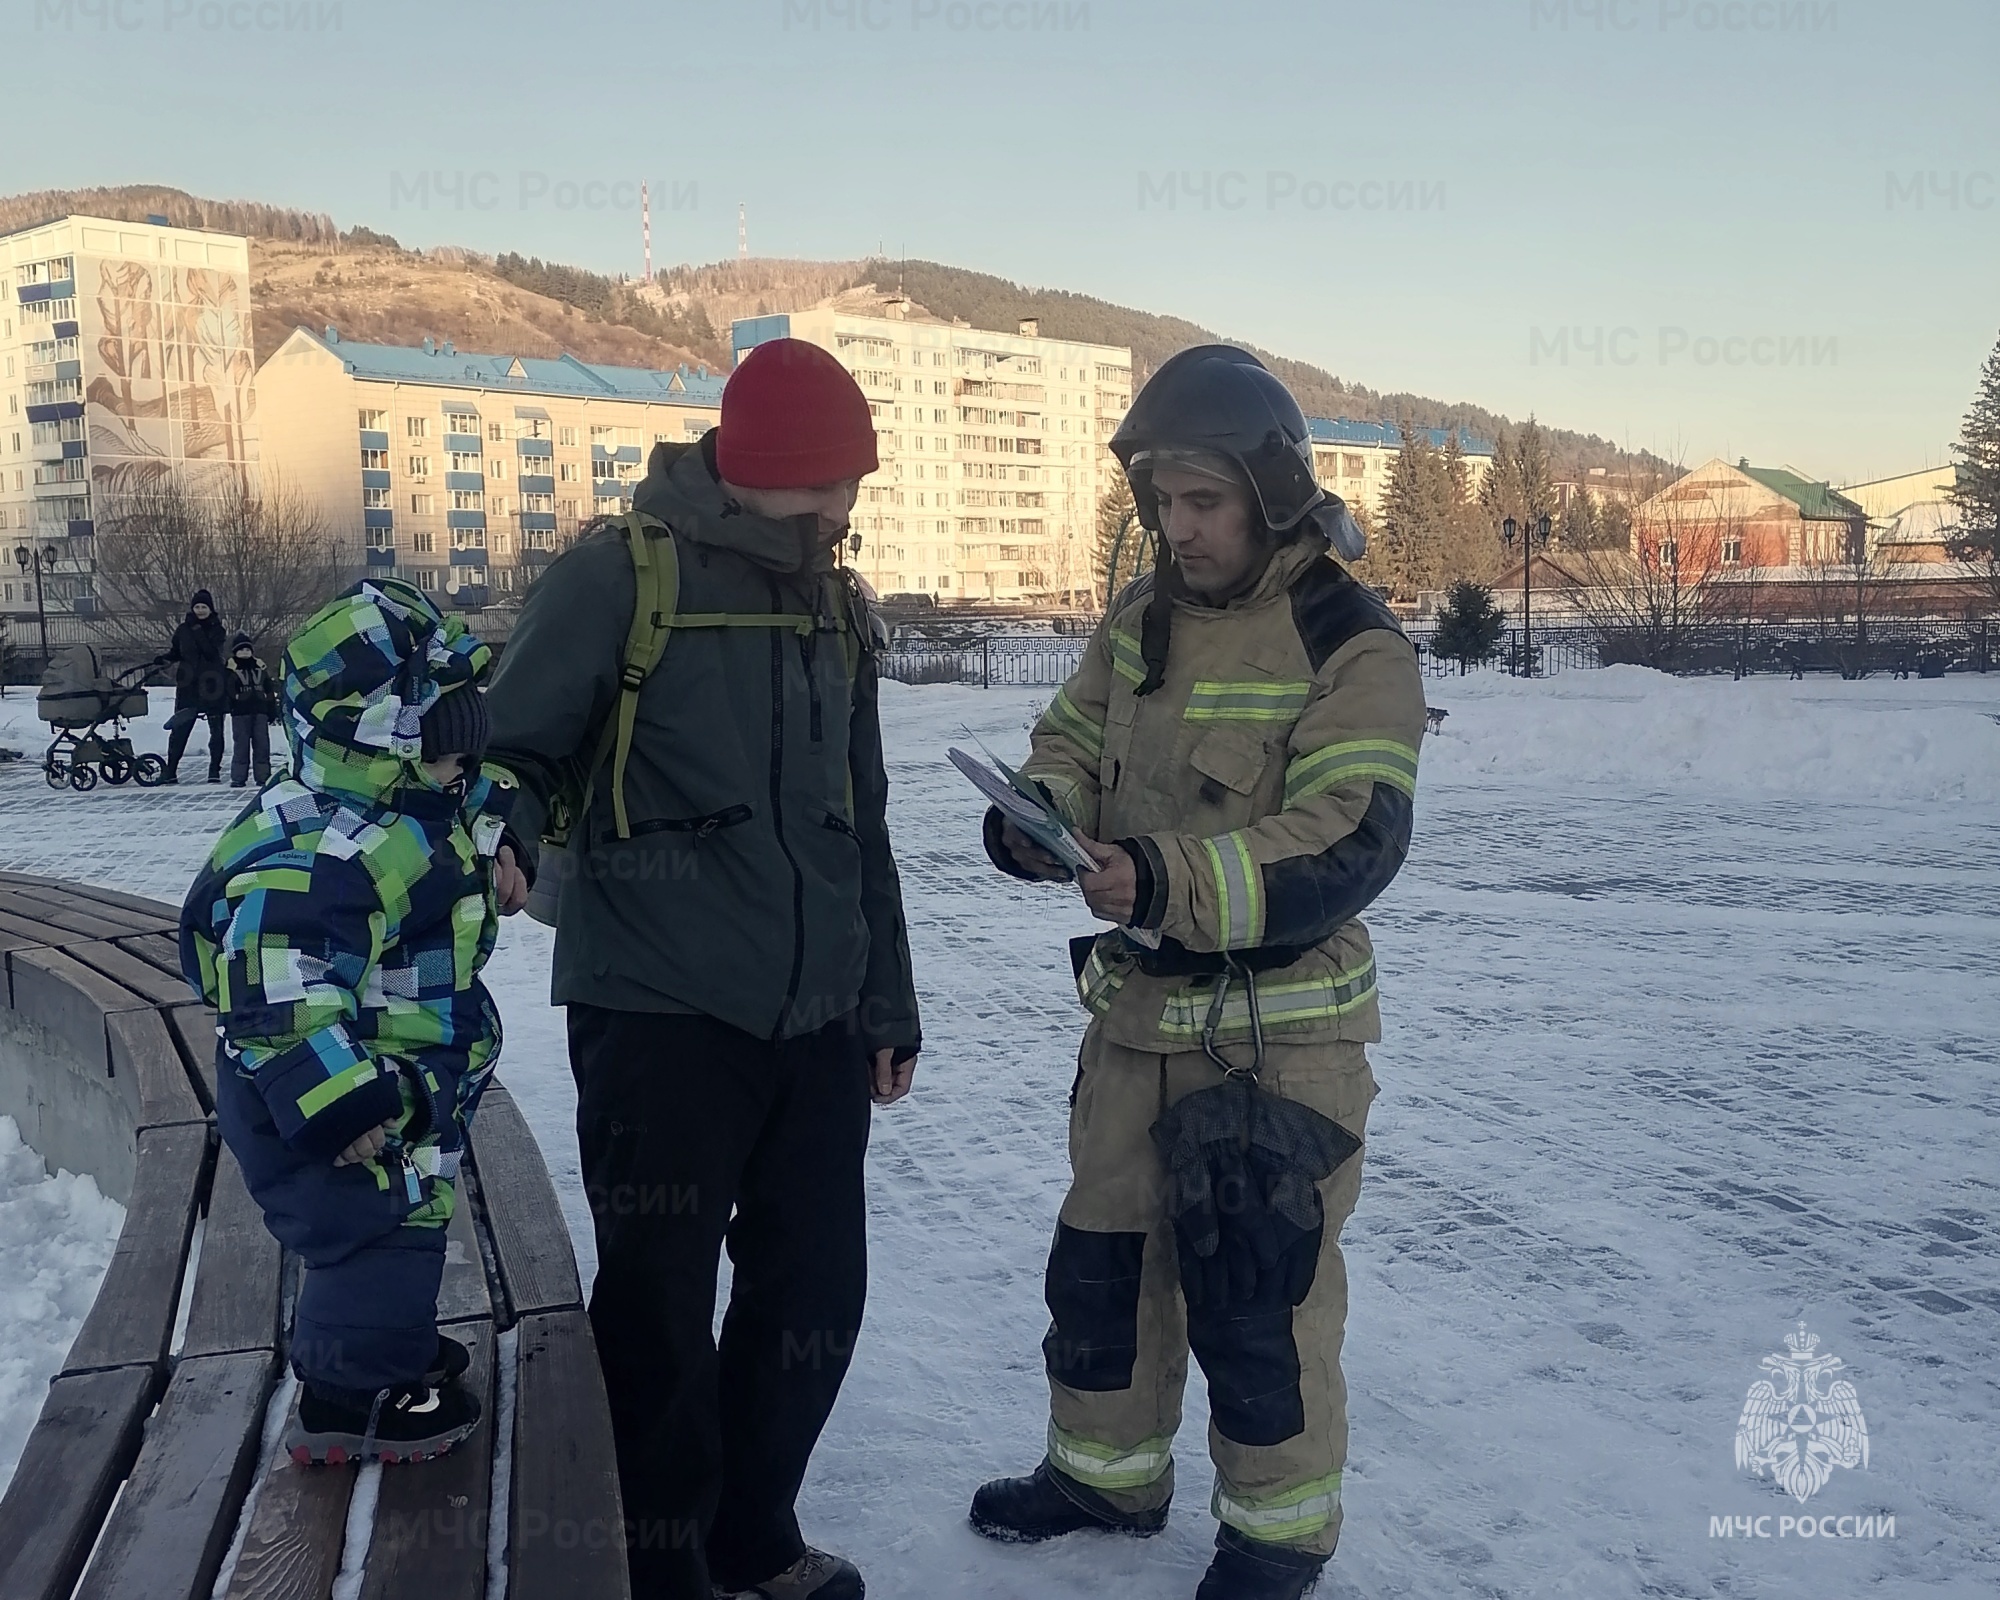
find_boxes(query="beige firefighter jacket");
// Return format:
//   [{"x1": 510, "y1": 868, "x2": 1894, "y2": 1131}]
[{"x1": 1014, "y1": 536, "x2": 1425, "y2": 1054}]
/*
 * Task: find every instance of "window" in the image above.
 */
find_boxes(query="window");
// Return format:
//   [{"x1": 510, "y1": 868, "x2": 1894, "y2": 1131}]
[
  {"x1": 1343, "y1": 454, "x2": 1365, "y2": 477},
  {"x1": 1721, "y1": 537, "x2": 1743, "y2": 565},
  {"x1": 488, "y1": 457, "x2": 508, "y2": 480},
  {"x1": 521, "y1": 492, "x2": 555, "y2": 513},
  {"x1": 359, "y1": 408, "x2": 387, "y2": 430},
  {"x1": 363, "y1": 487, "x2": 391, "y2": 510},
  {"x1": 559, "y1": 499, "x2": 580, "y2": 519},
  {"x1": 450, "y1": 451, "x2": 482, "y2": 473},
  {"x1": 361, "y1": 448, "x2": 389, "y2": 470},
  {"x1": 559, "y1": 462, "x2": 580, "y2": 483},
  {"x1": 685, "y1": 418, "x2": 707, "y2": 437},
  {"x1": 559, "y1": 426, "x2": 579, "y2": 447},
  {"x1": 407, "y1": 417, "x2": 429, "y2": 439},
  {"x1": 590, "y1": 425, "x2": 617, "y2": 445},
  {"x1": 490, "y1": 496, "x2": 508, "y2": 517},
  {"x1": 408, "y1": 456, "x2": 431, "y2": 478},
  {"x1": 456, "y1": 527, "x2": 488, "y2": 549},
  {"x1": 1660, "y1": 539, "x2": 1679, "y2": 570},
  {"x1": 366, "y1": 527, "x2": 394, "y2": 550},
  {"x1": 487, "y1": 422, "x2": 504, "y2": 443},
  {"x1": 451, "y1": 489, "x2": 484, "y2": 511},
  {"x1": 410, "y1": 493, "x2": 435, "y2": 514},
  {"x1": 412, "y1": 529, "x2": 436, "y2": 553},
  {"x1": 520, "y1": 416, "x2": 550, "y2": 439},
  {"x1": 445, "y1": 412, "x2": 478, "y2": 435},
  {"x1": 416, "y1": 568, "x2": 438, "y2": 591}
]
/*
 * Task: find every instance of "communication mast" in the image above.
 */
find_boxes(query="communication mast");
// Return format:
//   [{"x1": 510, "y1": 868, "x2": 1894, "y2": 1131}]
[
  {"x1": 738, "y1": 202, "x2": 748, "y2": 260},
  {"x1": 641, "y1": 182, "x2": 651, "y2": 282}
]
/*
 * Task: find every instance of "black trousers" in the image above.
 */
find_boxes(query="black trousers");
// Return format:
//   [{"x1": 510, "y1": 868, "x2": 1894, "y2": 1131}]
[
  {"x1": 166, "y1": 709, "x2": 225, "y2": 777},
  {"x1": 568, "y1": 1005, "x2": 872, "y2": 1600}
]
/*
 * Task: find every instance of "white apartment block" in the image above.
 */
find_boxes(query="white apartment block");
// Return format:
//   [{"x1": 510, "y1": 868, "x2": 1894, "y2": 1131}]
[
  {"x1": 0, "y1": 213, "x2": 256, "y2": 625},
  {"x1": 732, "y1": 302, "x2": 1131, "y2": 605},
  {"x1": 256, "y1": 327, "x2": 724, "y2": 607}
]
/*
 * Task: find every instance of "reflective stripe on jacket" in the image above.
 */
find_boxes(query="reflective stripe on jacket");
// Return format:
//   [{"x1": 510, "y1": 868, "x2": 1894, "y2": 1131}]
[{"x1": 1019, "y1": 537, "x2": 1424, "y2": 1051}]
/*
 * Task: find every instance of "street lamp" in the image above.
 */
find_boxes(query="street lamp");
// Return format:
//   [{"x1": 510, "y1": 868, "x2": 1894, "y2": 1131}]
[
  {"x1": 1499, "y1": 513, "x2": 1553, "y2": 677},
  {"x1": 13, "y1": 542, "x2": 59, "y2": 666}
]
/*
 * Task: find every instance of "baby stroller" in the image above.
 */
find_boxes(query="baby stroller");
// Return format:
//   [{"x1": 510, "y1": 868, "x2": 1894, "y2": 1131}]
[{"x1": 37, "y1": 645, "x2": 166, "y2": 791}]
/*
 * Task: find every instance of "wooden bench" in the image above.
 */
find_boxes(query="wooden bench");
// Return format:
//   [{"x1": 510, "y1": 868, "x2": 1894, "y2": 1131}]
[{"x1": 0, "y1": 872, "x2": 628, "y2": 1600}]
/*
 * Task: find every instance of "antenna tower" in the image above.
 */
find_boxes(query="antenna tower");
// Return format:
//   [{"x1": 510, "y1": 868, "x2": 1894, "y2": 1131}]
[
  {"x1": 737, "y1": 202, "x2": 748, "y2": 260},
  {"x1": 641, "y1": 182, "x2": 651, "y2": 282}
]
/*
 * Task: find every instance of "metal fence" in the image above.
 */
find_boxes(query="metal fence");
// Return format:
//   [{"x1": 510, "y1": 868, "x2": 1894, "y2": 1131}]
[
  {"x1": 880, "y1": 619, "x2": 1997, "y2": 688},
  {"x1": 879, "y1": 635, "x2": 1091, "y2": 687}
]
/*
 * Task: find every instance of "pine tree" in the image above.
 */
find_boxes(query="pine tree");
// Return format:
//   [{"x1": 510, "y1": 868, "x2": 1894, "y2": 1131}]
[
  {"x1": 1478, "y1": 425, "x2": 1522, "y2": 523},
  {"x1": 1094, "y1": 478, "x2": 1145, "y2": 603},
  {"x1": 1946, "y1": 330, "x2": 2000, "y2": 584},
  {"x1": 1560, "y1": 486, "x2": 1602, "y2": 547},
  {"x1": 1430, "y1": 579, "x2": 1506, "y2": 672},
  {"x1": 1514, "y1": 417, "x2": 1556, "y2": 520}
]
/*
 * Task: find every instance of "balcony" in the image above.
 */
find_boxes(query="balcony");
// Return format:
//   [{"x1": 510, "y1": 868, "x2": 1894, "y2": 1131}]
[
  {"x1": 447, "y1": 547, "x2": 489, "y2": 569},
  {"x1": 444, "y1": 433, "x2": 483, "y2": 453},
  {"x1": 445, "y1": 472, "x2": 485, "y2": 493},
  {"x1": 366, "y1": 547, "x2": 397, "y2": 568},
  {"x1": 451, "y1": 584, "x2": 491, "y2": 611}
]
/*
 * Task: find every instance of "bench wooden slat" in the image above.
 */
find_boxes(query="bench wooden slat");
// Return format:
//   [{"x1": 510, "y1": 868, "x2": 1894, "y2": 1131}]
[
  {"x1": 0, "y1": 1365, "x2": 157, "y2": 1600},
  {"x1": 436, "y1": 1179, "x2": 492, "y2": 1325},
  {"x1": 63, "y1": 1121, "x2": 212, "y2": 1377},
  {"x1": 469, "y1": 1084, "x2": 582, "y2": 1320},
  {"x1": 360, "y1": 1320, "x2": 495, "y2": 1600},
  {"x1": 73, "y1": 1350, "x2": 276, "y2": 1600},
  {"x1": 0, "y1": 888, "x2": 144, "y2": 941},
  {"x1": 7, "y1": 945, "x2": 149, "y2": 1073},
  {"x1": 68, "y1": 938, "x2": 196, "y2": 1010},
  {"x1": 165, "y1": 1002, "x2": 220, "y2": 1111},
  {"x1": 508, "y1": 1309, "x2": 629, "y2": 1600},
  {"x1": 106, "y1": 1006, "x2": 208, "y2": 1131},
  {"x1": 112, "y1": 931, "x2": 186, "y2": 980},
  {"x1": 183, "y1": 1142, "x2": 284, "y2": 1360},
  {"x1": 0, "y1": 872, "x2": 180, "y2": 925},
  {"x1": 220, "y1": 1437, "x2": 356, "y2": 1600}
]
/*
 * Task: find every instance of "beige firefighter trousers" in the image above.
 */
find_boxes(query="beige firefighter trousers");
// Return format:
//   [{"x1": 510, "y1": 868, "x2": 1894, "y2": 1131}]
[{"x1": 1041, "y1": 1019, "x2": 1376, "y2": 1557}]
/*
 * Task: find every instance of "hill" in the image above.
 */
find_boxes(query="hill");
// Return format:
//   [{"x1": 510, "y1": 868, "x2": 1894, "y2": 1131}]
[{"x1": 7, "y1": 183, "x2": 1657, "y2": 476}]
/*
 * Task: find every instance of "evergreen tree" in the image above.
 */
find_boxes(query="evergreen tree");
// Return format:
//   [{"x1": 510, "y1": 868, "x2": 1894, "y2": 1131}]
[
  {"x1": 1559, "y1": 486, "x2": 1602, "y2": 547},
  {"x1": 1946, "y1": 330, "x2": 2000, "y2": 582},
  {"x1": 1478, "y1": 425, "x2": 1523, "y2": 523},
  {"x1": 1429, "y1": 579, "x2": 1506, "y2": 672},
  {"x1": 1514, "y1": 417, "x2": 1556, "y2": 520},
  {"x1": 1094, "y1": 478, "x2": 1146, "y2": 603}
]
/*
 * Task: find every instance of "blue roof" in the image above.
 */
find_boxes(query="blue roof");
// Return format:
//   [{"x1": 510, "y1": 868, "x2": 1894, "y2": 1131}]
[
  {"x1": 1307, "y1": 416, "x2": 1494, "y2": 456},
  {"x1": 296, "y1": 328, "x2": 729, "y2": 406}
]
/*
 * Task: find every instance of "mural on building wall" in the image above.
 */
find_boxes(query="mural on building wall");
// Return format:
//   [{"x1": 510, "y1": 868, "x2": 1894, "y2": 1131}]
[{"x1": 85, "y1": 260, "x2": 257, "y2": 501}]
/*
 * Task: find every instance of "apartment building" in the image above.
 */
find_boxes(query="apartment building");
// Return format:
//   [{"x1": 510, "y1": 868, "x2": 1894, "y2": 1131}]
[
  {"x1": 256, "y1": 327, "x2": 725, "y2": 606},
  {"x1": 1308, "y1": 416, "x2": 1494, "y2": 521},
  {"x1": 732, "y1": 300, "x2": 1131, "y2": 605},
  {"x1": 0, "y1": 213, "x2": 256, "y2": 623}
]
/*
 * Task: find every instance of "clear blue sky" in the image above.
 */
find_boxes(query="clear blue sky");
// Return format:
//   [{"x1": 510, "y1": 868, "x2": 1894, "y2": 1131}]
[{"x1": 15, "y1": 0, "x2": 1997, "y2": 482}]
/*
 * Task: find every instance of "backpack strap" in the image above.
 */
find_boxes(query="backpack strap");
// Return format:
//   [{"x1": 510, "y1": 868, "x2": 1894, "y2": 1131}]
[{"x1": 583, "y1": 515, "x2": 863, "y2": 843}]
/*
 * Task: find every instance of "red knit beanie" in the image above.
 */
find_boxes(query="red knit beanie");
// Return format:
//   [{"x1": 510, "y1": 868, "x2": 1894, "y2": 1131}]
[{"x1": 716, "y1": 338, "x2": 880, "y2": 489}]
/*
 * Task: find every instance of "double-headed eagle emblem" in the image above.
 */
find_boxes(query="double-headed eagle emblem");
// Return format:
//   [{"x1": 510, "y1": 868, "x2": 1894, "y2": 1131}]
[{"x1": 1735, "y1": 1322, "x2": 1870, "y2": 1502}]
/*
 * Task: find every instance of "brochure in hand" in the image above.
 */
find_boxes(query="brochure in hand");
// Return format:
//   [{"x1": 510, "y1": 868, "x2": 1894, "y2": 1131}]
[{"x1": 948, "y1": 739, "x2": 1163, "y2": 948}]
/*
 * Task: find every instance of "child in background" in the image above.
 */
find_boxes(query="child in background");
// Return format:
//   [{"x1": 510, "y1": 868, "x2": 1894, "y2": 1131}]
[
  {"x1": 225, "y1": 632, "x2": 280, "y2": 788},
  {"x1": 180, "y1": 578, "x2": 515, "y2": 1464}
]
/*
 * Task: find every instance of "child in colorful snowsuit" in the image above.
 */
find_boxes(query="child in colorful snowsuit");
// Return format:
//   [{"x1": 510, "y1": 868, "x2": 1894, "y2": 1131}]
[{"x1": 179, "y1": 577, "x2": 513, "y2": 1464}]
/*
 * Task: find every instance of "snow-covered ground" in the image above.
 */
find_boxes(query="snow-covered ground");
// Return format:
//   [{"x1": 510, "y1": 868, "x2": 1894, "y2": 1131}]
[
  {"x1": 0, "y1": 670, "x2": 1996, "y2": 1597},
  {"x1": 0, "y1": 1116, "x2": 125, "y2": 1484}
]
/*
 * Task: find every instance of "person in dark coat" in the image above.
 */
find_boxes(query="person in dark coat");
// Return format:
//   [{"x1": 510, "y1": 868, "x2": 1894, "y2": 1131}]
[
  {"x1": 163, "y1": 589, "x2": 231, "y2": 783},
  {"x1": 225, "y1": 633, "x2": 280, "y2": 788}
]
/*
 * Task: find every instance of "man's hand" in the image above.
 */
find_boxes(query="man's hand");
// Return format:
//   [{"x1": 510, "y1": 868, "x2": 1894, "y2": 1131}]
[
  {"x1": 871, "y1": 1048, "x2": 918, "y2": 1105},
  {"x1": 999, "y1": 818, "x2": 1072, "y2": 881},
  {"x1": 1077, "y1": 837, "x2": 1138, "y2": 925},
  {"x1": 494, "y1": 844, "x2": 530, "y2": 915},
  {"x1": 332, "y1": 1120, "x2": 396, "y2": 1168}
]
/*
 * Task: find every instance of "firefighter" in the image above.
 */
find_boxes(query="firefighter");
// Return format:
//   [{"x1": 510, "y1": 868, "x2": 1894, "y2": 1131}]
[{"x1": 969, "y1": 346, "x2": 1426, "y2": 1599}]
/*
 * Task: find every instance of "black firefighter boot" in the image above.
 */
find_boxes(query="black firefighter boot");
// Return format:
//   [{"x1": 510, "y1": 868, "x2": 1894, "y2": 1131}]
[
  {"x1": 1195, "y1": 1528, "x2": 1329, "y2": 1600},
  {"x1": 969, "y1": 1460, "x2": 1168, "y2": 1544}
]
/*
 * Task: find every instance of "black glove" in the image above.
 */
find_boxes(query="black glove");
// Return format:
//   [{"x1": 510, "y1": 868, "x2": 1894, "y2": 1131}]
[{"x1": 1150, "y1": 1076, "x2": 1362, "y2": 1310}]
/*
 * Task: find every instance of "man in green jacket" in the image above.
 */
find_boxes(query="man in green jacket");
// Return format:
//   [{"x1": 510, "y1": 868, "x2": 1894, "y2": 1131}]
[{"x1": 484, "y1": 337, "x2": 921, "y2": 1600}]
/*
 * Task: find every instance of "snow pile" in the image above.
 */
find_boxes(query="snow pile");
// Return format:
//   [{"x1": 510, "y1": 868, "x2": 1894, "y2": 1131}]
[
  {"x1": 0, "y1": 1116, "x2": 125, "y2": 1482},
  {"x1": 1417, "y1": 666, "x2": 2000, "y2": 801}
]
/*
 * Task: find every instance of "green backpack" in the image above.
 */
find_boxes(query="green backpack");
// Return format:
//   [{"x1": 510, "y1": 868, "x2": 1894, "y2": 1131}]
[{"x1": 538, "y1": 508, "x2": 868, "y2": 850}]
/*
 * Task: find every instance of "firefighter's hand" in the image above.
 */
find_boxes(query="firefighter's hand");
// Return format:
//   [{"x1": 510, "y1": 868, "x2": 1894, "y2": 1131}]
[
  {"x1": 870, "y1": 1048, "x2": 917, "y2": 1105},
  {"x1": 1078, "y1": 838, "x2": 1138, "y2": 924},
  {"x1": 999, "y1": 818, "x2": 1072, "y2": 881},
  {"x1": 494, "y1": 845, "x2": 530, "y2": 915},
  {"x1": 332, "y1": 1120, "x2": 397, "y2": 1168}
]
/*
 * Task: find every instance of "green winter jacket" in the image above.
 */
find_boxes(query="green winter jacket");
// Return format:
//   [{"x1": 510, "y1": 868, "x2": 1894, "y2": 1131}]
[{"x1": 485, "y1": 434, "x2": 920, "y2": 1057}]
